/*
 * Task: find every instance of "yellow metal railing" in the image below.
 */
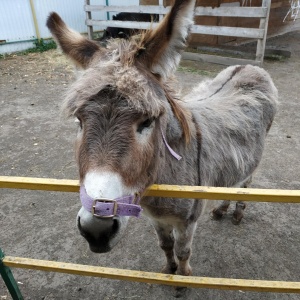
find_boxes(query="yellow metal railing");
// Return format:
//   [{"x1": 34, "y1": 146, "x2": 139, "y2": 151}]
[
  {"x1": 2, "y1": 256, "x2": 300, "y2": 293},
  {"x1": 1, "y1": 176, "x2": 300, "y2": 295},
  {"x1": 1, "y1": 176, "x2": 300, "y2": 203}
]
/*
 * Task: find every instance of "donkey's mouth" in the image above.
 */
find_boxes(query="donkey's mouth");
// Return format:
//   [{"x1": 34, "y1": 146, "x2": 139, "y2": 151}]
[{"x1": 77, "y1": 216, "x2": 120, "y2": 253}]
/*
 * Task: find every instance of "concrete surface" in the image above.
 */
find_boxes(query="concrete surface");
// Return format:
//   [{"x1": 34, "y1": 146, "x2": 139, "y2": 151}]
[{"x1": 0, "y1": 31, "x2": 300, "y2": 300}]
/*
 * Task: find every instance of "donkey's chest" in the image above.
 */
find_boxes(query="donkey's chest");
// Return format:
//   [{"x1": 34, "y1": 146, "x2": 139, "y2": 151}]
[{"x1": 140, "y1": 197, "x2": 197, "y2": 221}]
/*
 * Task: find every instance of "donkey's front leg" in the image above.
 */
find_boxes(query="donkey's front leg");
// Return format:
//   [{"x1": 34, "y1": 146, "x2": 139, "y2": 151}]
[
  {"x1": 212, "y1": 200, "x2": 231, "y2": 220},
  {"x1": 153, "y1": 221, "x2": 178, "y2": 274},
  {"x1": 174, "y1": 221, "x2": 197, "y2": 276},
  {"x1": 232, "y1": 176, "x2": 251, "y2": 225}
]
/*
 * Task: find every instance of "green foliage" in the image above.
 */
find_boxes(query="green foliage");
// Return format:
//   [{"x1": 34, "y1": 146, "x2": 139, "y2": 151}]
[
  {"x1": 27, "y1": 39, "x2": 57, "y2": 53},
  {"x1": 0, "y1": 39, "x2": 57, "y2": 59}
]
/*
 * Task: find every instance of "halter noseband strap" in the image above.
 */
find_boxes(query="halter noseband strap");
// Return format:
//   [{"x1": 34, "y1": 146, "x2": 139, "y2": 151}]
[{"x1": 80, "y1": 186, "x2": 142, "y2": 218}]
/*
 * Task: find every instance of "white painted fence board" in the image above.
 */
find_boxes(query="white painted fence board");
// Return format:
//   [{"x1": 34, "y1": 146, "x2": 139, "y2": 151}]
[
  {"x1": 84, "y1": 5, "x2": 170, "y2": 15},
  {"x1": 191, "y1": 25, "x2": 265, "y2": 39},
  {"x1": 85, "y1": 0, "x2": 271, "y2": 65},
  {"x1": 86, "y1": 19, "x2": 156, "y2": 30},
  {"x1": 85, "y1": 5, "x2": 267, "y2": 19},
  {"x1": 86, "y1": 20, "x2": 264, "y2": 39},
  {"x1": 195, "y1": 6, "x2": 268, "y2": 17}
]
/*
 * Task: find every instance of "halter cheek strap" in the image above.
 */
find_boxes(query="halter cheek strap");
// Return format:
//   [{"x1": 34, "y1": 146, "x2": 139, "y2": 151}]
[
  {"x1": 160, "y1": 127, "x2": 182, "y2": 161},
  {"x1": 80, "y1": 186, "x2": 142, "y2": 218}
]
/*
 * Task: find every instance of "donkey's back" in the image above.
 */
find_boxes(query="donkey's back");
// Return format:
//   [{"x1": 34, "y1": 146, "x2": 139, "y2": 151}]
[{"x1": 184, "y1": 64, "x2": 278, "y2": 223}]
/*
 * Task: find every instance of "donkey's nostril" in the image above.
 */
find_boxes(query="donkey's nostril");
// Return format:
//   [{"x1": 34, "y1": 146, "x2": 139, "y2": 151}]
[
  {"x1": 77, "y1": 216, "x2": 87, "y2": 238},
  {"x1": 112, "y1": 219, "x2": 120, "y2": 235}
]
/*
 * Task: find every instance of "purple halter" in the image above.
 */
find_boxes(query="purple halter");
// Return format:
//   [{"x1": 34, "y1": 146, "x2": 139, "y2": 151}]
[
  {"x1": 79, "y1": 127, "x2": 181, "y2": 218},
  {"x1": 80, "y1": 186, "x2": 142, "y2": 218}
]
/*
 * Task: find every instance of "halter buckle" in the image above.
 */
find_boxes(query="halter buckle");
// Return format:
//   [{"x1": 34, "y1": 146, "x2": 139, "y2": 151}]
[{"x1": 92, "y1": 199, "x2": 118, "y2": 218}]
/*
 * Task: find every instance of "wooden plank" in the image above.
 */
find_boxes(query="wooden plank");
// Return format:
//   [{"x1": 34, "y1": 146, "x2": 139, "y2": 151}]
[
  {"x1": 191, "y1": 25, "x2": 265, "y2": 38},
  {"x1": 84, "y1": 5, "x2": 267, "y2": 18},
  {"x1": 86, "y1": 19, "x2": 156, "y2": 30},
  {"x1": 84, "y1": 5, "x2": 170, "y2": 15},
  {"x1": 158, "y1": 0, "x2": 164, "y2": 21},
  {"x1": 3, "y1": 256, "x2": 300, "y2": 293},
  {"x1": 182, "y1": 51, "x2": 261, "y2": 66},
  {"x1": 256, "y1": 0, "x2": 271, "y2": 63},
  {"x1": 85, "y1": 0, "x2": 93, "y2": 40},
  {"x1": 1, "y1": 176, "x2": 300, "y2": 203},
  {"x1": 195, "y1": 6, "x2": 268, "y2": 18},
  {"x1": 86, "y1": 19, "x2": 264, "y2": 39}
]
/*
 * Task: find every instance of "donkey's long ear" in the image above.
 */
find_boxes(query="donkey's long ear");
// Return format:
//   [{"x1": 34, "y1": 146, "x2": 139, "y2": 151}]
[
  {"x1": 137, "y1": 0, "x2": 195, "y2": 80},
  {"x1": 46, "y1": 12, "x2": 103, "y2": 68}
]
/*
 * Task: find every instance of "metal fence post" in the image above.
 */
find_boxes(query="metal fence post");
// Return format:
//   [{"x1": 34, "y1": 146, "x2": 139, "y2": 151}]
[{"x1": 0, "y1": 248, "x2": 23, "y2": 300}]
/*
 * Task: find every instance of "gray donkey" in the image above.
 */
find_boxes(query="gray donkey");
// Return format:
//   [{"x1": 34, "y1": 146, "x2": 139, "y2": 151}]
[{"x1": 46, "y1": 0, "x2": 278, "y2": 288}]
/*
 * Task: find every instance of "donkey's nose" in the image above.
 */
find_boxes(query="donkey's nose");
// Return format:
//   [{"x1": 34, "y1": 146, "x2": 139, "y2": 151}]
[{"x1": 77, "y1": 216, "x2": 119, "y2": 253}]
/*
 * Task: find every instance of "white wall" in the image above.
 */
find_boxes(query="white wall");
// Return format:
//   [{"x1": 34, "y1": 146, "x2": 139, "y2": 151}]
[{"x1": 0, "y1": 0, "x2": 138, "y2": 54}]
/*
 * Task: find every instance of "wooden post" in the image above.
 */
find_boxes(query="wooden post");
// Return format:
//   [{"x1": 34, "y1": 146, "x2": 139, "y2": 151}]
[
  {"x1": 159, "y1": 0, "x2": 164, "y2": 21},
  {"x1": 0, "y1": 248, "x2": 23, "y2": 300},
  {"x1": 256, "y1": 0, "x2": 271, "y2": 65},
  {"x1": 85, "y1": 0, "x2": 94, "y2": 39}
]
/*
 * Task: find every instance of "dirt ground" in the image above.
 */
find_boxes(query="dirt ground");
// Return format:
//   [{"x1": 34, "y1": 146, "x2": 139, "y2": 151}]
[{"x1": 0, "y1": 31, "x2": 300, "y2": 300}]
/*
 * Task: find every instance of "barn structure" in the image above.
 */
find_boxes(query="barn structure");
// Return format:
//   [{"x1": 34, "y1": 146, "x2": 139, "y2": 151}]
[
  {"x1": 0, "y1": 0, "x2": 299, "y2": 55},
  {"x1": 140, "y1": 0, "x2": 300, "y2": 46}
]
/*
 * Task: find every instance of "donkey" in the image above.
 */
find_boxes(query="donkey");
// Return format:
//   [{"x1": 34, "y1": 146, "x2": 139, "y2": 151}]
[
  {"x1": 47, "y1": 0, "x2": 278, "y2": 284},
  {"x1": 100, "y1": 12, "x2": 159, "y2": 41}
]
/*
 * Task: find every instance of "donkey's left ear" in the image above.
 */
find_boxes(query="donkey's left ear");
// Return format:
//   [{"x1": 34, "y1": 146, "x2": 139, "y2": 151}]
[
  {"x1": 46, "y1": 12, "x2": 104, "y2": 68},
  {"x1": 136, "y1": 0, "x2": 195, "y2": 80}
]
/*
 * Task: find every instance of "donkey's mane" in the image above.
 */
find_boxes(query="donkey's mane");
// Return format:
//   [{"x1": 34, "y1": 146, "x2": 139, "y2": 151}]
[{"x1": 63, "y1": 36, "x2": 192, "y2": 143}]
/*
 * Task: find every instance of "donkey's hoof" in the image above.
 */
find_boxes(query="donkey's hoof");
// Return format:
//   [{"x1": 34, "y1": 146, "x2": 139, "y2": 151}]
[
  {"x1": 211, "y1": 208, "x2": 226, "y2": 220},
  {"x1": 161, "y1": 263, "x2": 178, "y2": 274},
  {"x1": 232, "y1": 212, "x2": 243, "y2": 225}
]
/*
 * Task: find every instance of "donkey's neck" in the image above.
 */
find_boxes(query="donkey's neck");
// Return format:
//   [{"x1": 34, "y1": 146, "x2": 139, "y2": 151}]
[{"x1": 156, "y1": 104, "x2": 199, "y2": 187}]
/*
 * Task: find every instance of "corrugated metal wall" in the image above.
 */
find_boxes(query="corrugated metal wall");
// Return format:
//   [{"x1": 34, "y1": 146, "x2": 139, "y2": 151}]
[{"x1": 0, "y1": 0, "x2": 138, "y2": 54}]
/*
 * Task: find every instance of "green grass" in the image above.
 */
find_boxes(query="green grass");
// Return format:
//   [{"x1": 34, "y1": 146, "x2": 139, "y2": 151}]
[{"x1": 0, "y1": 39, "x2": 57, "y2": 59}]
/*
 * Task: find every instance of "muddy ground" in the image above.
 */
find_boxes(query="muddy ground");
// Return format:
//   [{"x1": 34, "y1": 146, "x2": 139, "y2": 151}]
[{"x1": 0, "y1": 31, "x2": 300, "y2": 300}]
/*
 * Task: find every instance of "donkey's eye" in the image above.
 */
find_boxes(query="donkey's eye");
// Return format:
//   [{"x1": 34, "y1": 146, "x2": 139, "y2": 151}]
[{"x1": 137, "y1": 118, "x2": 155, "y2": 133}]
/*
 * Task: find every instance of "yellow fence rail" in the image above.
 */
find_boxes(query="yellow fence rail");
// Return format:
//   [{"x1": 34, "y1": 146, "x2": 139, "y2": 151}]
[
  {"x1": 3, "y1": 256, "x2": 300, "y2": 293},
  {"x1": 1, "y1": 175, "x2": 300, "y2": 295},
  {"x1": 1, "y1": 176, "x2": 300, "y2": 203}
]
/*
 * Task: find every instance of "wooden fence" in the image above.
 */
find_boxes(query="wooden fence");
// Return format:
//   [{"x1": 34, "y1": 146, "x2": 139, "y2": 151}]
[
  {"x1": 1, "y1": 176, "x2": 300, "y2": 299},
  {"x1": 84, "y1": 0, "x2": 271, "y2": 65}
]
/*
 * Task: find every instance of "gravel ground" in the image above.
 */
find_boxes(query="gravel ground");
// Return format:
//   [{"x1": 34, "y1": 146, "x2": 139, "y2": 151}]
[{"x1": 0, "y1": 31, "x2": 300, "y2": 300}]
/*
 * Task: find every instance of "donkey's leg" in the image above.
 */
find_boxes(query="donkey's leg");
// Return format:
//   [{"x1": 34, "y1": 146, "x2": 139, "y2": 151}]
[
  {"x1": 232, "y1": 176, "x2": 252, "y2": 225},
  {"x1": 232, "y1": 201, "x2": 246, "y2": 225},
  {"x1": 173, "y1": 221, "x2": 197, "y2": 276},
  {"x1": 212, "y1": 200, "x2": 231, "y2": 220},
  {"x1": 172, "y1": 222, "x2": 197, "y2": 297},
  {"x1": 152, "y1": 221, "x2": 178, "y2": 274}
]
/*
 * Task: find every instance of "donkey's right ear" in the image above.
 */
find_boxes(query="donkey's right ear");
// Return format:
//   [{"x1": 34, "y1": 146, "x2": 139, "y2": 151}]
[{"x1": 46, "y1": 12, "x2": 103, "y2": 68}]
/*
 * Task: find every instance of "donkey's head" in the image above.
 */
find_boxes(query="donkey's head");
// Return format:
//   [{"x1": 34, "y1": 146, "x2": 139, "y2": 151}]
[{"x1": 47, "y1": 0, "x2": 195, "y2": 253}]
